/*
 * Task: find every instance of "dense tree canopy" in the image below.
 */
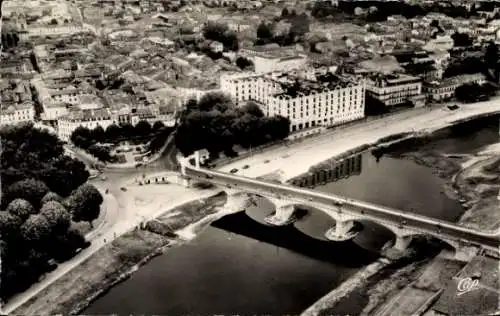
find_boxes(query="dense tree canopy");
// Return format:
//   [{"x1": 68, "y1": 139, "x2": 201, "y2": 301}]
[
  {"x1": 0, "y1": 122, "x2": 97, "y2": 300},
  {"x1": 1, "y1": 122, "x2": 89, "y2": 198},
  {"x1": 202, "y1": 22, "x2": 239, "y2": 51},
  {"x1": 175, "y1": 93, "x2": 290, "y2": 158},
  {"x1": 4, "y1": 179, "x2": 49, "y2": 208},
  {"x1": 455, "y1": 82, "x2": 496, "y2": 103}
]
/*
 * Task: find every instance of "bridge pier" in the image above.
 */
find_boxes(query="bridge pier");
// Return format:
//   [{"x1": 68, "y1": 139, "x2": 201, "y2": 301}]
[
  {"x1": 325, "y1": 220, "x2": 358, "y2": 241},
  {"x1": 393, "y1": 235, "x2": 412, "y2": 251},
  {"x1": 264, "y1": 204, "x2": 296, "y2": 226},
  {"x1": 224, "y1": 193, "x2": 252, "y2": 213}
]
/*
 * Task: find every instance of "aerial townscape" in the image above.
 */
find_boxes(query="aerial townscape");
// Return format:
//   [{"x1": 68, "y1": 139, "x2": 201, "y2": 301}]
[{"x1": 1, "y1": 0, "x2": 500, "y2": 315}]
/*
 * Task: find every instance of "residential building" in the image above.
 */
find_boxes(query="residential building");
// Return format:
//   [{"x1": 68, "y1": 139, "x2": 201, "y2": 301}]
[
  {"x1": 57, "y1": 108, "x2": 114, "y2": 142},
  {"x1": 267, "y1": 72, "x2": 365, "y2": 132},
  {"x1": 31, "y1": 77, "x2": 69, "y2": 121},
  {"x1": 0, "y1": 102, "x2": 35, "y2": 126},
  {"x1": 424, "y1": 73, "x2": 486, "y2": 102},
  {"x1": 365, "y1": 73, "x2": 423, "y2": 106},
  {"x1": 221, "y1": 70, "x2": 365, "y2": 132},
  {"x1": 253, "y1": 52, "x2": 308, "y2": 74},
  {"x1": 423, "y1": 35, "x2": 454, "y2": 52}
]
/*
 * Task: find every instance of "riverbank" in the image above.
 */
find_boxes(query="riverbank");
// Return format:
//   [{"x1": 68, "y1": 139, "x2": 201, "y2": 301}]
[
  {"x1": 11, "y1": 193, "x2": 227, "y2": 315},
  {"x1": 218, "y1": 100, "x2": 500, "y2": 182},
  {"x1": 386, "y1": 132, "x2": 500, "y2": 233},
  {"x1": 301, "y1": 116, "x2": 500, "y2": 316}
]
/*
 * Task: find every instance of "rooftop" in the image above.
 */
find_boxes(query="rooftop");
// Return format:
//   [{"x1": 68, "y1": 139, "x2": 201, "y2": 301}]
[
  {"x1": 62, "y1": 108, "x2": 112, "y2": 121},
  {"x1": 368, "y1": 73, "x2": 422, "y2": 86},
  {"x1": 273, "y1": 72, "x2": 361, "y2": 98}
]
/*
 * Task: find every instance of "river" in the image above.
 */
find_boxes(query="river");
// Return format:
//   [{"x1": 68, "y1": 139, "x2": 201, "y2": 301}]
[{"x1": 84, "y1": 115, "x2": 500, "y2": 315}]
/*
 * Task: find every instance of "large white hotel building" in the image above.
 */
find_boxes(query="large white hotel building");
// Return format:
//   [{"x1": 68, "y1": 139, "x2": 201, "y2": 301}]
[{"x1": 220, "y1": 69, "x2": 365, "y2": 133}]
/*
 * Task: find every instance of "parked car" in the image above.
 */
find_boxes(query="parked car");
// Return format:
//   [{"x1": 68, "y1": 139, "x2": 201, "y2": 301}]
[
  {"x1": 230, "y1": 168, "x2": 238, "y2": 173},
  {"x1": 242, "y1": 165, "x2": 249, "y2": 169},
  {"x1": 447, "y1": 104, "x2": 459, "y2": 111},
  {"x1": 120, "y1": 187, "x2": 127, "y2": 191}
]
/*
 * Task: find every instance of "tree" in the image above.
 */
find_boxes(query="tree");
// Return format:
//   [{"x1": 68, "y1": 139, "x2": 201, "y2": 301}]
[
  {"x1": 242, "y1": 101, "x2": 264, "y2": 117},
  {"x1": 236, "y1": 56, "x2": 253, "y2": 70},
  {"x1": 6, "y1": 199, "x2": 36, "y2": 221},
  {"x1": 281, "y1": 7, "x2": 289, "y2": 17},
  {"x1": 20, "y1": 214, "x2": 52, "y2": 242},
  {"x1": 119, "y1": 122, "x2": 134, "y2": 139},
  {"x1": 71, "y1": 126, "x2": 93, "y2": 149},
  {"x1": 152, "y1": 121, "x2": 165, "y2": 131},
  {"x1": 40, "y1": 201, "x2": 71, "y2": 233},
  {"x1": 104, "y1": 124, "x2": 121, "y2": 141},
  {"x1": 87, "y1": 144, "x2": 113, "y2": 162},
  {"x1": 257, "y1": 22, "x2": 273, "y2": 39},
  {"x1": 91, "y1": 126, "x2": 105, "y2": 143},
  {"x1": 134, "y1": 120, "x2": 152, "y2": 137},
  {"x1": 64, "y1": 184, "x2": 103, "y2": 227},
  {"x1": 197, "y1": 92, "x2": 234, "y2": 112},
  {"x1": 4, "y1": 179, "x2": 49, "y2": 207},
  {"x1": 41, "y1": 192, "x2": 63, "y2": 205},
  {"x1": 203, "y1": 22, "x2": 229, "y2": 42},
  {"x1": 0, "y1": 211, "x2": 23, "y2": 241}
]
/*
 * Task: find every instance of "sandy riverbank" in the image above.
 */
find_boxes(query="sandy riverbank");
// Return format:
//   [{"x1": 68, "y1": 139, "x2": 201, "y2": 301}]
[{"x1": 387, "y1": 138, "x2": 500, "y2": 233}]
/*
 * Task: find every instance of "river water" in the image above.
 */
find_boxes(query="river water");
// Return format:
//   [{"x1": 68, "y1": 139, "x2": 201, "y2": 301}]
[{"x1": 84, "y1": 116, "x2": 500, "y2": 315}]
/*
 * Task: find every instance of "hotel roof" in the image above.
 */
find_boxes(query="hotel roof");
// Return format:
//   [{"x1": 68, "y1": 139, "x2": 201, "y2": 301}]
[{"x1": 273, "y1": 72, "x2": 362, "y2": 98}]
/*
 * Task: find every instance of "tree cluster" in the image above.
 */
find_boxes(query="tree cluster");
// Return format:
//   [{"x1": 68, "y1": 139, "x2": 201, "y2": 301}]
[
  {"x1": 455, "y1": 82, "x2": 496, "y2": 103},
  {"x1": 256, "y1": 14, "x2": 310, "y2": 46},
  {"x1": 443, "y1": 56, "x2": 487, "y2": 78},
  {"x1": 1, "y1": 182, "x2": 102, "y2": 300},
  {"x1": 202, "y1": 22, "x2": 239, "y2": 51},
  {"x1": 1, "y1": 122, "x2": 89, "y2": 198},
  {"x1": 70, "y1": 121, "x2": 167, "y2": 161},
  {"x1": 175, "y1": 93, "x2": 291, "y2": 158},
  {"x1": 0, "y1": 123, "x2": 103, "y2": 300},
  {"x1": 235, "y1": 56, "x2": 254, "y2": 70}
]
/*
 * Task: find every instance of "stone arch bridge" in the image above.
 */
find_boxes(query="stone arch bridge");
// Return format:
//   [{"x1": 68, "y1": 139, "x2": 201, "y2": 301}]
[{"x1": 178, "y1": 153, "x2": 500, "y2": 261}]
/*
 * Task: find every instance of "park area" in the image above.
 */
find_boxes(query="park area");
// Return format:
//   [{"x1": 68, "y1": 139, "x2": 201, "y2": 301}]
[{"x1": 70, "y1": 120, "x2": 174, "y2": 166}]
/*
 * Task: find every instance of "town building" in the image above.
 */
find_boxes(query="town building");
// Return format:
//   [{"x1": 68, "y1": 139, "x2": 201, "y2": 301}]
[
  {"x1": 0, "y1": 103, "x2": 35, "y2": 126},
  {"x1": 220, "y1": 70, "x2": 366, "y2": 133},
  {"x1": 424, "y1": 73, "x2": 487, "y2": 102},
  {"x1": 57, "y1": 108, "x2": 114, "y2": 142},
  {"x1": 254, "y1": 53, "x2": 309, "y2": 74},
  {"x1": 365, "y1": 73, "x2": 424, "y2": 107}
]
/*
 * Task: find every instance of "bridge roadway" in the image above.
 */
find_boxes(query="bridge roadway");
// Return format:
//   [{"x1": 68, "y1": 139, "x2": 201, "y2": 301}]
[{"x1": 184, "y1": 165, "x2": 500, "y2": 253}]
